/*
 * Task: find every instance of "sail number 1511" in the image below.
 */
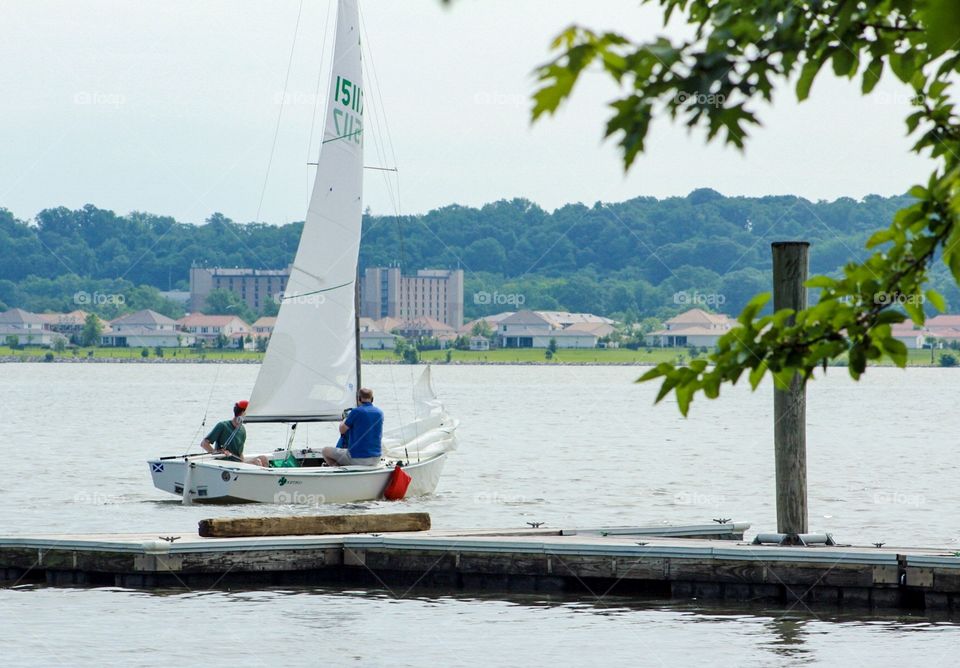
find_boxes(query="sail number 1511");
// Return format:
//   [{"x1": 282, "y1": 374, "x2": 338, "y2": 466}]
[{"x1": 333, "y1": 75, "x2": 363, "y2": 144}]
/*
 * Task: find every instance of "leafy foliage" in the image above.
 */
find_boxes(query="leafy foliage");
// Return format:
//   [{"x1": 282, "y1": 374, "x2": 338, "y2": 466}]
[
  {"x1": 80, "y1": 313, "x2": 102, "y2": 347},
  {"x1": 203, "y1": 289, "x2": 257, "y2": 324},
  {"x1": 1, "y1": 194, "x2": 931, "y2": 324}
]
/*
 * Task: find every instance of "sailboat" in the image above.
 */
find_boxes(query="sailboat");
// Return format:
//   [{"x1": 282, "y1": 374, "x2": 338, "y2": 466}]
[{"x1": 148, "y1": 0, "x2": 458, "y2": 504}]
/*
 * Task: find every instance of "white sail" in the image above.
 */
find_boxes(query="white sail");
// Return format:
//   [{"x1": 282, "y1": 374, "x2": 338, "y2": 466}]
[
  {"x1": 412, "y1": 365, "x2": 444, "y2": 419},
  {"x1": 247, "y1": 0, "x2": 363, "y2": 423}
]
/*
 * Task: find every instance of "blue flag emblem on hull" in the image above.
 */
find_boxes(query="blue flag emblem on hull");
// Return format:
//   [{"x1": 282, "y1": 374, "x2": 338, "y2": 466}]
[{"x1": 151, "y1": 462, "x2": 164, "y2": 473}]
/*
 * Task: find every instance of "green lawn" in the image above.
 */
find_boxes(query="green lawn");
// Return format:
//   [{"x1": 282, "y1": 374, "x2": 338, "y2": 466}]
[
  {"x1": 0, "y1": 345, "x2": 953, "y2": 367},
  {"x1": 0, "y1": 345, "x2": 263, "y2": 361},
  {"x1": 415, "y1": 347, "x2": 686, "y2": 364},
  {"x1": 0, "y1": 345, "x2": 685, "y2": 365}
]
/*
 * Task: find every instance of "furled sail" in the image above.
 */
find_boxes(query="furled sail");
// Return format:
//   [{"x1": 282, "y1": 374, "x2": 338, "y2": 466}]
[{"x1": 247, "y1": 0, "x2": 363, "y2": 423}]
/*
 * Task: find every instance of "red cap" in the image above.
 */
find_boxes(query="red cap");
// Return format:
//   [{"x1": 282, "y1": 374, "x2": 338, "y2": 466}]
[{"x1": 236, "y1": 400, "x2": 249, "y2": 411}]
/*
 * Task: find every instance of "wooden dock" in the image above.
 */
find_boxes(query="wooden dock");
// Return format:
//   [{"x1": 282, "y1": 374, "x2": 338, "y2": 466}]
[{"x1": 3, "y1": 521, "x2": 960, "y2": 611}]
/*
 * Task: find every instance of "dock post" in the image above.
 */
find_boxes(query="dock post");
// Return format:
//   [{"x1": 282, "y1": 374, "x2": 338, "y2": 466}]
[{"x1": 771, "y1": 242, "x2": 809, "y2": 536}]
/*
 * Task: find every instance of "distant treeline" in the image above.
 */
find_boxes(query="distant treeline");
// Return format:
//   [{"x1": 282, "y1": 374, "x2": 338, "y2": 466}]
[{"x1": 2, "y1": 189, "x2": 949, "y2": 321}]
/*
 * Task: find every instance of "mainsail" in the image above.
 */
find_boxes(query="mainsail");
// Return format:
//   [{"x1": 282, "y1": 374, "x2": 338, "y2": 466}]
[{"x1": 247, "y1": 0, "x2": 363, "y2": 423}]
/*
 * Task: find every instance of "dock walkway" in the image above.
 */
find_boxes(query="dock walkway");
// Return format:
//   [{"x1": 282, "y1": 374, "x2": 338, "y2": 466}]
[{"x1": 3, "y1": 523, "x2": 959, "y2": 610}]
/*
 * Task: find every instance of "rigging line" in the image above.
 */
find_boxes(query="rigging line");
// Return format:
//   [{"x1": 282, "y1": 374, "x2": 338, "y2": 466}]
[
  {"x1": 280, "y1": 280, "x2": 353, "y2": 300},
  {"x1": 357, "y1": 14, "x2": 406, "y2": 270},
  {"x1": 306, "y1": 0, "x2": 334, "y2": 164},
  {"x1": 362, "y1": 68, "x2": 392, "y2": 190},
  {"x1": 394, "y1": 172, "x2": 407, "y2": 269},
  {"x1": 358, "y1": 7, "x2": 399, "y2": 172},
  {"x1": 357, "y1": 7, "x2": 399, "y2": 215},
  {"x1": 308, "y1": 163, "x2": 397, "y2": 171},
  {"x1": 321, "y1": 130, "x2": 363, "y2": 144},
  {"x1": 255, "y1": 0, "x2": 305, "y2": 223},
  {"x1": 359, "y1": 69, "x2": 395, "y2": 217},
  {"x1": 184, "y1": 362, "x2": 223, "y2": 455},
  {"x1": 356, "y1": 11, "x2": 390, "y2": 176}
]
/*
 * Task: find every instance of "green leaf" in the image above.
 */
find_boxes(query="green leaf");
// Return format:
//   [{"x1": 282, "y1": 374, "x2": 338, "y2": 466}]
[
  {"x1": 944, "y1": 228, "x2": 960, "y2": 284},
  {"x1": 638, "y1": 363, "x2": 672, "y2": 383},
  {"x1": 862, "y1": 58, "x2": 883, "y2": 94},
  {"x1": 831, "y1": 48, "x2": 854, "y2": 78},
  {"x1": 806, "y1": 275, "x2": 837, "y2": 288},
  {"x1": 772, "y1": 368, "x2": 795, "y2": 392},
  {"x1": 923, "y1": 0, "x2": 960, "y2": 57},
  {"x1": 904, "y1": 300, "x2": 924, "y2": 325},
  {"x1": 739, "y1": 293, "x2": 771, "y2": 323},
  {"x1": 888, "y1": 51, "x2": 916, "y2": 84},
  {"x1": 926, "y1": 289, "x2": 947, "y2": 313},
  {"x1": 848, "y1": 345, "x2": 866, "y2": 378},
  {"x1": 655, "y1": 374, "x2": 679, "y2": 403},
  {"x1": 675, "y1": 383, "x2": 693, "y2": 416},
  {"x1": 796, "y1": 56, "x2": 825, "y2": 101},
  {"x1": 703, "y1": 375, "x2": 721, "y2": 399},
  {"x1": 880, "y1": 336, "x2": 908, "y2": 367},
  {"x1": 532, "y1": 67, "x2": 576, "y2": 120},
  {"x1": 874, "y1": 310, "x2": 907, "y2": 325},
  {"x1": 748, "y1": 362, "x2": 767, "y2": 390},
  {"x1": 865, "y1": 229, "x2": 894, "y2": 248}
]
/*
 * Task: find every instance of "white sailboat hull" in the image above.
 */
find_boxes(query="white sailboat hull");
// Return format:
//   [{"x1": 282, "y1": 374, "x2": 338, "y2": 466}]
[{"x1": 148, "y1": 452, "x2": 447, "y2": 504}]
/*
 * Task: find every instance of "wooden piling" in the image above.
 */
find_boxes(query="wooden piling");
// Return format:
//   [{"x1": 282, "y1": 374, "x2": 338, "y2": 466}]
[{"x1": 771, "y1": 241, "x2": 809, "y2": 535}]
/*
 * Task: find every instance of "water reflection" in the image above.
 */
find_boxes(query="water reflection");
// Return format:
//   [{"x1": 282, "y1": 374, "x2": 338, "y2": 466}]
[{"x1": 765, "y1": 616, "x2": 812, "y2": 662}]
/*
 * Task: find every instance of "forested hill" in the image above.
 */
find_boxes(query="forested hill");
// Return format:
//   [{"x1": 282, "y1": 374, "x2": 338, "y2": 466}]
[{"x1": 1, "y1": 189, "x2": 945, "y2": 321}]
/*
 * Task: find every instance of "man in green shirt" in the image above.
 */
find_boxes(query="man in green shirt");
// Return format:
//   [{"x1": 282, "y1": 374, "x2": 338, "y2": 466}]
[{"x1": 200, "y1": 400, "x2": 267, "y2": 466}]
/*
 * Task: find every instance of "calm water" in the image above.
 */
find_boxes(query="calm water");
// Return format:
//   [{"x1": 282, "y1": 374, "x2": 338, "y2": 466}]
[{"x1": 2, "y1": 362, "x2": 959, "y2": 666}]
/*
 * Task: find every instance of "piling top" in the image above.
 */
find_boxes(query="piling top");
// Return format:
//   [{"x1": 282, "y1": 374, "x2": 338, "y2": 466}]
[{"x1": 771, "y1": 241, "x2": 811, "y2": 248}]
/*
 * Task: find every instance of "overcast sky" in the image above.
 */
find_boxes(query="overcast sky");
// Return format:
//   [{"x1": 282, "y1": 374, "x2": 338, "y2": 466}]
[{"x1": 0, "y1": 0, "x2": 932, "y2": 226}]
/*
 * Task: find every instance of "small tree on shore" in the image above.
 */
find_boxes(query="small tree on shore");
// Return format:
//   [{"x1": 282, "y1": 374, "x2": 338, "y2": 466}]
[{"x1": 80, "y1": 313, "x2": 102, "y2": 347}]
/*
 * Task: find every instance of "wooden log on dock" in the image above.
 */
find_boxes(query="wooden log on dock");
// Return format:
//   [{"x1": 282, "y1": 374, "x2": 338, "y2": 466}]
[{"x1": 198, "y1": 512, "x2": 431, "y2": 538}]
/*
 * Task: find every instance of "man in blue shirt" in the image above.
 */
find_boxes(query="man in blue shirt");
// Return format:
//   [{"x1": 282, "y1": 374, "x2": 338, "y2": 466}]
[{"x1": 322, "y1": 387, "x2": 384, "y2": 467}]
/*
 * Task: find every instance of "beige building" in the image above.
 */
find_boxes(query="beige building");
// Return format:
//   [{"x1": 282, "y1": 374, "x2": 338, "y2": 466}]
[
  {"x1": 189, "y1": 266, "x2": 290, "y2": 313},
  {"x1": 0, "y1": 308, "x2": 56, "y2": 346},
  {"x1": 646, "y1": 309, "x2": 733, "y2": 348},
  {"x1": 36, "y1": 310, "x2": 98, "y2": 342},
  {"x1": 177, "y1": 314, "x2": 252, "y2": 348},
  {"x1": 924, "y1": 314, "x2": 960, "y2": 338},
  {"x1": 890, "y1": 322, "x2": 927, "y2": 349},
  {"x1": 103, "y1": 309, "x2": 185, "y2": 348},
  {"x1": 252, "y1": 316, "x2": 277, "y2": 338},
  {"x1": 361, "y1": 267, "x2": 464, "y2": 329},
  {"x1": 497, "y1": 310, "x2": 603, "y2": 349},
  {"x1": 392, "y1": 316, "x2": 457, "y2": 341}
]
